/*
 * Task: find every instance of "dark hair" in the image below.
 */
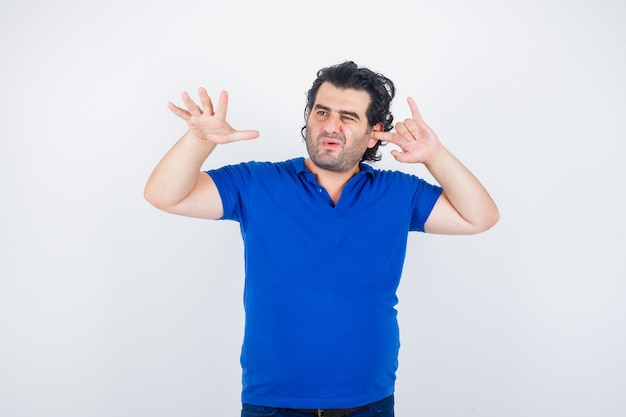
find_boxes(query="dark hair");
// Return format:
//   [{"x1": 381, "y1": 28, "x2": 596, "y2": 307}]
[{"x1": 301, "y1": 61, "x2": 396, "y2": 162}]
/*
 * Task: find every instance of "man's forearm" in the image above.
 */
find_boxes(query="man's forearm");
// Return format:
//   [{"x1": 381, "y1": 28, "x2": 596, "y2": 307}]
[
  {"x1": 144, "y1": 130, "x2": 217, "y2": 210},
  {"x1": 425, "y1": 146, "x2": 499, "y2": 231}
]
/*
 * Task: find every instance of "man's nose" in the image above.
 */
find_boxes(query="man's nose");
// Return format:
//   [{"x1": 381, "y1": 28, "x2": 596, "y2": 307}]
[{"x1": 322, "y1": 114, "x2": 342, "y2": 133}]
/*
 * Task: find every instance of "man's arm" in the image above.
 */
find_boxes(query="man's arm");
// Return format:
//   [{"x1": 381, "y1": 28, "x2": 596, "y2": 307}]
[
  {"x1": 420, "y1": 146, "x2": 499, "y2": 234},
  {"x1": 372, "y1": 97, "x2": 499, "y2": 235},
  {"x1": 144, "y1": 88, "x2": 259, "y2": 219}
]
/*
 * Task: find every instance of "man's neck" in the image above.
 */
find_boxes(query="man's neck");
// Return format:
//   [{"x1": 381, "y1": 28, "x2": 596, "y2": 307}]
[{"x1": 304, "y1": 158, "x2": 360, "y2": 204}]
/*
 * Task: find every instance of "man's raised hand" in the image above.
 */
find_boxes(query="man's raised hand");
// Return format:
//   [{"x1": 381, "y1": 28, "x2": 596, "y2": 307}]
[
  {"x1": 167, "y1": 88, "x2": 259, "y2": 144},
  {"x1": 372, "y1": 97, "x2": 443, "y2": 165}
]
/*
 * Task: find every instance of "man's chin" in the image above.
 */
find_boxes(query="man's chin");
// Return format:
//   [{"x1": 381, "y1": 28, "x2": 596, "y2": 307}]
[
  {"x1": 310, "y1": 154, "x2": 341, "y2": 171},
  {"x1": 311, "y1": 155, "x2": 359, "y2": 174}
]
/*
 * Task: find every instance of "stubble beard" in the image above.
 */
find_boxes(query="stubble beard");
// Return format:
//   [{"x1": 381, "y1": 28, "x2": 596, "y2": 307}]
[{"x1": 304, "y1": 128, "x2": 367, "y2": 173}]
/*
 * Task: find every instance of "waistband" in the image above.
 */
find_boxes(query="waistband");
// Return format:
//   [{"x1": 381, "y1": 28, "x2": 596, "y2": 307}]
[{"x1": 292, "y1": 395, "x2": 392, "y2": 417}]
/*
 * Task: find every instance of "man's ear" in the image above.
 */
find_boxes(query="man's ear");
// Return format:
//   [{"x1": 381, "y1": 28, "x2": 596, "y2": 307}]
[{"x1": 368, "y1": 122, "x2": 384, "y2": 147}]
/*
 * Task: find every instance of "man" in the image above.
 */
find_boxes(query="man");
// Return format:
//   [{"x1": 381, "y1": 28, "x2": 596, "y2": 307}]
[{"x1": 144, "y1": 61, "x2": 499, "y2": 417}]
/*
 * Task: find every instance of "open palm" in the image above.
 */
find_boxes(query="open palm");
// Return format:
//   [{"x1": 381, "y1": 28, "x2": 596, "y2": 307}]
[{"x1": 168, "y1": 87, "x2": 259, "y2": 144}]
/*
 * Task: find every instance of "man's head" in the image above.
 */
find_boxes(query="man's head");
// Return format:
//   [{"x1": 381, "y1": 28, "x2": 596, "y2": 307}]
[{"x1": 302, "y1": 61, "x2": 396, "y2": 163}]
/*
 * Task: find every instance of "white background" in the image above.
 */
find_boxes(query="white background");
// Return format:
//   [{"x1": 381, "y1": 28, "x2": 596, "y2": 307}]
[{"x1": 1, "y1": 0, "x2": 625, "y2": 416}]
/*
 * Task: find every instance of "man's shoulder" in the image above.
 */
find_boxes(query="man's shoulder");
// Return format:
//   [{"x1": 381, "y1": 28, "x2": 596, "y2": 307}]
[
  {"x1": 368, "y1": 165, "x2": 418, "y2": 181},
  {"x1": 235, "y1": 158, "x2": 302, "y2": 174},
  {"x1": 212, "y1": 157, "x2": 298, "y2": 171},
  {"x1": 209, "y1": 158, "x2": 303, "y2": 184},
  {"x1": 236, "y1": 157, "x2": 300, "y2": 166}
]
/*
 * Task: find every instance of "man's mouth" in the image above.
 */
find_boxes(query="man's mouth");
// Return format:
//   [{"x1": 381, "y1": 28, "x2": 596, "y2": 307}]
[{"x1": 320, "y1": 135, "x2": 343, "y2": 148}]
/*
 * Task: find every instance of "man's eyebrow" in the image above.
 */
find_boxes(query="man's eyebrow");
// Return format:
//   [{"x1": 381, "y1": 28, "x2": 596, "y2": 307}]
[{"x1": 313, "y1": 104, "x2": 361, "y2": 120}]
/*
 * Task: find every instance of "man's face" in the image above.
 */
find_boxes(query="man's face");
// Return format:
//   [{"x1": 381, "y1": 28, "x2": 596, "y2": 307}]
[{"x1": 305, "y1": 82, "x2": 378, "y2": 173}]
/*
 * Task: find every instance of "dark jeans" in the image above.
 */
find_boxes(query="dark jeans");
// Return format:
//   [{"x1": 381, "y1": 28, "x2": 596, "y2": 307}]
[{"x1": 241, "y1": 395, "x2": 394, "y2": 417}]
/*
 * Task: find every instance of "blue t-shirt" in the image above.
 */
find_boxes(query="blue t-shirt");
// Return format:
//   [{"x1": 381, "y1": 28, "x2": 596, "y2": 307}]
[{"x1": 208, "y1": 157, "x2": 442, "y2": 409}]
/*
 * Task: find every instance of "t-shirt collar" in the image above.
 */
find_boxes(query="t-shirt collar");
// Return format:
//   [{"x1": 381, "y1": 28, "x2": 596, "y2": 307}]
[{"x1": 292, "y1": 157, "x2": 375, "y2": 179}]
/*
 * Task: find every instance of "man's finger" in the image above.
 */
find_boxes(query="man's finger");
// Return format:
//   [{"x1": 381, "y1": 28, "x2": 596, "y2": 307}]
[
  {"x1": 372, "y1": 131, "x2": 399, "y2": 143},
  {"x1": 395, "y1": 122, "x2": 412, "y2": 140},
  {"x1": 167, "y1": 101, "x2": 191, "y2": 120},
  {"x1": 182, "y1": 91, "x2": 202, "y2": 116},
  {"x1": 198, "y1": 87, "x2": 215, "y2": 116},
  {"x1": 407, "y1": 97, "x2": 424, "y2": 124},
  {"x1": 214, "y1": 90, "x2": 229, "y2": 120},
  {"x1": 229, "y1": 129, "x2": 261, "y2": 142}
]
